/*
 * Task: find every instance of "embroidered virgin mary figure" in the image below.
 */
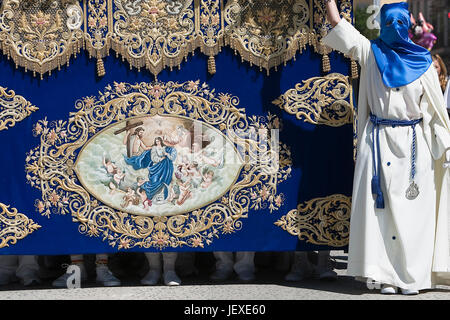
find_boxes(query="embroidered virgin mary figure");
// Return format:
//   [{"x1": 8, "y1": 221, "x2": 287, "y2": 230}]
[{"x1": 124, "y1": 137, "x2": 177, "y2": 204}]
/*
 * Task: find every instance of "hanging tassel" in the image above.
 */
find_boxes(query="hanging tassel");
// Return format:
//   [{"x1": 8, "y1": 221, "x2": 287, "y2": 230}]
[
  {"x1": 208, "y1": 55, "x2": 216, "y2": 75},
  {"x1": 376, "y1": 191, "x2": 385, "y2": 209},
  {"x1": 371, "y1": 175, "x2": 380, "y2": 196},
  {"x1": 371, "y1": 175, "x2": 385, "y2": 209},
  {"x1": 97, "y1": 56, "x2": 105, "y2": 77},
  {"x1": 351, "y1": 59, "x2": 359, "y2": 79},
  {"x1": 322, "y1": 54, "x2": 331, "y2": 73}
]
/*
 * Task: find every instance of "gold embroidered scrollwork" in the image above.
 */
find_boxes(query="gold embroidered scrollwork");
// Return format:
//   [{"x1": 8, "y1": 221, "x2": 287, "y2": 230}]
[
  {"x1": 273, "y1": 73, "x2": 353, "y2": 127},
  {"x1": 0, "y1": 86, "x2": 39, "y2": 131},
  {"x1": 0, "y1": 0, "x2": 354, "y2": 76},
  {"x1": 0, "y1": 203, "x2": 41, "y2": 248},
  {"x1": 110, "y1": 0, "x2": 197, "y2": 76},
  {"x1": 26, "y1": 80, "x2": 292, "y2": 250},
  {"x1": 274, "y1": 194, "x2": 351, "y2": 247},
  {"x1": 224, "y1": 0, "x2": 311, "y2": 75},
  {"x1": 196, "y1": 0, "x2": 223, "y2": 74},
  {"x1": 0, "y1": 0, "x2": 84, "y2": 79},
  {"x1": 84, "y1": 0, "x2": 111, "y2": 77}
]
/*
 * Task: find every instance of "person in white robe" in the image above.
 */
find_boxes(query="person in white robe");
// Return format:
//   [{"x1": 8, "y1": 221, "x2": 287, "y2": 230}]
[
  {"x1": 210, "y1": 251, "x2": 255, "y2": 282},
  {"x1": 323, "y1": 0, "x2": 450, "y2": 294},
  {"x1": 0, "y1": 255, "x2": 40, "y2": 286}
]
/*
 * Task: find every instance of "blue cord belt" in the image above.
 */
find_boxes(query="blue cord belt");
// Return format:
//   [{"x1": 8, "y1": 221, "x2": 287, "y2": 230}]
[{"x1": 369, "y1": 113, "x2": 423, "y2": 209}]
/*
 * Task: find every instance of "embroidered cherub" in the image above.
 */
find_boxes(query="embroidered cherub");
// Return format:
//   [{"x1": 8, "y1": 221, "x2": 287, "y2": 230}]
[
  {"x1": 201, "y1": 170, "x2": 214, "y2": 189},
  {"x1": 108, "y1": 168, "x2": 126, "y2": 194},
  {"x1": 121, "y1": 187, "x2": 140, "y2": 208},
  {"x1": 137, "y1": 187, "x2": 152, "y2": 210},
  {"x1": 103, "y1": 156, "x2": 118, "y2": 175}
]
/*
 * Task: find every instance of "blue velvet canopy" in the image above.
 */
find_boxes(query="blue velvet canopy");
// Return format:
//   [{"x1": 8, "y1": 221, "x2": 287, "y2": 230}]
[{"x1": 0, "y1": 0, "x2": 355, "y2": 254}]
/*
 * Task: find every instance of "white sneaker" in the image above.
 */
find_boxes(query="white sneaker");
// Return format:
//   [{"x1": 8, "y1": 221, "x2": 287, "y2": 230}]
[
  {"x1": 22, "y1": 275, "x2": 41, "y2": 287},
  {"x1": 210, "y1": 268, "x2": 233, "y2": 281},
  {"x1": 380, "y1": 284, "x2": 398, "y2": 294},
  {"x1": 141, "y1": 270, "x2": 161, "y2": 285},
  {"x1": 317, "y1": 269, "x2": 338, "y2": 281},
  {"x1": 164, "y1": 270, "x2": 181, "y2": 286},
  {"x1": 52, "y1": 264, "x2": 87, "y2": 288},
  {"x1": 96, "y1": 265, "x2": 121, "y2": 287},
  {"x1": 401, "y1": 288, "x2": 419, "y2": 295}
]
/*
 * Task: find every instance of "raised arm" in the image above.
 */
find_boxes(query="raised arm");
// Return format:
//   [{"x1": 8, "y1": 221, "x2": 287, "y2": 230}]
[
  {"x1": 325, "y1": 0, "x2": 341, "y2": 27},
  {"x1": 321, "y1": 0, "x2": 371, "y2": 66}
]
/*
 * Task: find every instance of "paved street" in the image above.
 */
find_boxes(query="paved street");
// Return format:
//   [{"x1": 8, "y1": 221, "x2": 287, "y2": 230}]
[{"x1": 0, "y1": 251, "x2": 449, "y2": 301}]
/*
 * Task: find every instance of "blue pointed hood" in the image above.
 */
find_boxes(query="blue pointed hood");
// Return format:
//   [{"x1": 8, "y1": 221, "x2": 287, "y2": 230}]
[{"x1": 370, "y1": 2, "x2": 432, "y2": 88}]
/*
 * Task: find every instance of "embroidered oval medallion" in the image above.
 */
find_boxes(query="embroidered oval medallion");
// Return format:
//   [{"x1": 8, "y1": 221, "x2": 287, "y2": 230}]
[{"x1": 75, "y1": 115, "x2": 243, "y2": 217}]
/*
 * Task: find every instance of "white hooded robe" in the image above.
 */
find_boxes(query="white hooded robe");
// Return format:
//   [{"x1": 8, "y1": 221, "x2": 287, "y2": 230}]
[{"x1": 322, "y1": 19, "x2": 450, "y2": 290}]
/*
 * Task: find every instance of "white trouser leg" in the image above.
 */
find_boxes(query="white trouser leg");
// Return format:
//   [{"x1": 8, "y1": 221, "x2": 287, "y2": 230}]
[
  {"x1": 213, "y1": 252, "x2": 234, "y2": 273},
  {"x1": 145, "y1": 253, "x2": 162, "y2": 272},
  {"x1": 16, "y1": 255, "x2": 39, "y2": 280},
  {"x1": 234, "y1": 252, "x2": 255, "y2": 275},
  {"x1": 162, "y1": 252, "x2": 177, "y2": 272}
]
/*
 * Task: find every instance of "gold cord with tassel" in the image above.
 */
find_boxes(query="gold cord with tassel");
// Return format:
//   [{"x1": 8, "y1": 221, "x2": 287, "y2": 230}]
[
  {"x1": 351, "y1": 59, "x2": 359, "y2": 79},
  {"x1": 207, "y1": 55, "x2": 216, "y2": 75},
  {"x1": 97, "y1": 56, "x2": 105, "y2": 77},
  {"x1": 322, "y1": 54, "x2": 331, "y2": 73}
]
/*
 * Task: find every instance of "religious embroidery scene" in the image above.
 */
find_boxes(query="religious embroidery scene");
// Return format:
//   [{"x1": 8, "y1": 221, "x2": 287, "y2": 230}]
[{"x1": 75, "y1": 115, "x2": 241, "y2": 216}]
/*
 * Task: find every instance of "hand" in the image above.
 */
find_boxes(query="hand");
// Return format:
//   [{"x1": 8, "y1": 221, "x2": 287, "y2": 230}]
[{"x1": 324, "y1": 0, "x2": 341, "y2": 27}]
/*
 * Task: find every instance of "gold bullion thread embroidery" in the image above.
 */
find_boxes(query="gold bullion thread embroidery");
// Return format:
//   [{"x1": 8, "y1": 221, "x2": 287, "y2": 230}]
[
  {"x1": 0, "y1": 203, "x2": 41, "y2": 249},
  {"x1": 25, "y1": 80, "x2": 292, "y2": 250},
  {"x1": 274, "y1": 194, "x2": 351, "y2": 247},
  {"x1": 0, "y1": 0, "x2": 84, "y2": 79},
  {"x1": 272, "y1": 73, "x2": 353, "y2": 127},
  {"x1": 0, "y1": 0, "x2": 354, "y2": 77},
  {"x1": 0, "y1": 86, "x2": 39, "y2": 131}
]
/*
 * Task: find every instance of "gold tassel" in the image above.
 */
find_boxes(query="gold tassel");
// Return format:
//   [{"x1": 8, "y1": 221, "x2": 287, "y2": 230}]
[
  {"x1": 322, "y1": 54, "x2": 331, "y2": 73},
  {"x1": 208, "y1": 55, "x2": 216, "y2": 75},
  {"x1": 351, "y1": 59, "x2": 359, "y2": 79},
  {"x1": 97, "y1": 57, "x2": 105, "y2": 77}
]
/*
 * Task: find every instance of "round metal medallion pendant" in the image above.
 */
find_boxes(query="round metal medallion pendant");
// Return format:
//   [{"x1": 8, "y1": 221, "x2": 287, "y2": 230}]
[{"x1": 405, "y1": 181, "x2": 419, "y2": 200}]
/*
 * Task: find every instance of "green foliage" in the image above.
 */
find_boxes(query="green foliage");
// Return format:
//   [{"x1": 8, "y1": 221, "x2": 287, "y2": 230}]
[{"x1": 354, "y1": 7, "x2": 380, "y2": 40}]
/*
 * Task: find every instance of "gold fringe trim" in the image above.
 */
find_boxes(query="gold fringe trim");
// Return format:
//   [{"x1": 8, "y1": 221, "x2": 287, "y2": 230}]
[{"x1": 0, "y1": 0, "x2": 354, "y2": 77}]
